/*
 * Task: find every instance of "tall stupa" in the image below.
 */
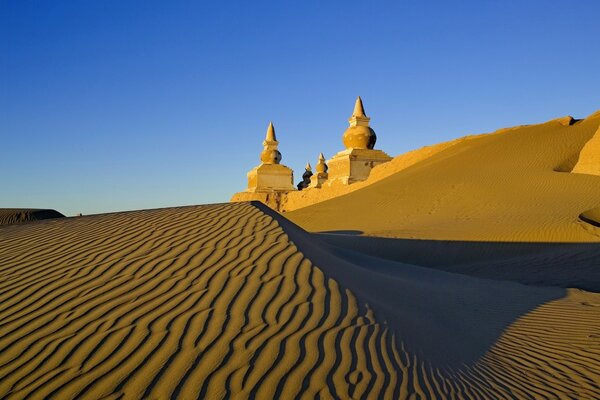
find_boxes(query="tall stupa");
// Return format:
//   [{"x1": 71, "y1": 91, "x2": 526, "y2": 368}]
[
  {"x1": 230, "y1": 122, "x2": 295, "y2": 209},
  {"x1": 326, "y1": 97, "x2": 392, "y2": 184},
  {"x1": 246, "y1": 122, "x2": 295, "y2": 192}
]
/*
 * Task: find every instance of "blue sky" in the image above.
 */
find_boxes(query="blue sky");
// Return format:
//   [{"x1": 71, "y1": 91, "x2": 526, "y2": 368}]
[{"x1": 2, "y1": 0, "x2": 599, "y2": 216}]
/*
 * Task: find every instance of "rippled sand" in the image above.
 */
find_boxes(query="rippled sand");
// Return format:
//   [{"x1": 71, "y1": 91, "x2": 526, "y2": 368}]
[{"x1": 2, "y1": 202, "x2": 600, "y2": 399}]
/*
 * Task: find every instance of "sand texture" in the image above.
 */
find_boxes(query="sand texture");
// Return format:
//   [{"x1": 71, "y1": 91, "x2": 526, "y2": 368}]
[
  {"x1": 572, "y1": 124, "x2": 600, "y2": 175},
  {"x1": 0, "y1": 209, "x2": 65, "y2": 226},
  {"x1": 287, "y1": 112, "x2": 600, "y2": 242},
  {"x1": 2, "y1": 202, "x2": 600, "y2": 399}
]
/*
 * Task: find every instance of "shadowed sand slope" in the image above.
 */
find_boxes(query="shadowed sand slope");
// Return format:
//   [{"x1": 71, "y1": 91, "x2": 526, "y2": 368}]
[
  {"x1": 1, "y1": 202, "x2": 600, "y2": 398},
  {"x1": 286, "y1": 112, "x2": 600, "y2": 242},
  {"x1": 318, "y1": 234, "x2": 600, "y2": 291},
  {"x1": 0, "y1": 209, "x2": 65, "y2": 226}
]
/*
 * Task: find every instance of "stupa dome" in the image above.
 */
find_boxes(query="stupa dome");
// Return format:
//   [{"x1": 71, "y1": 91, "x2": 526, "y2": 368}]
[
  {"x1": 261, "y1": 149, "x2": 282, "y2": 164},
  {"x1": 342, "y1": 97, "x2": 377, "y2": 150},
  {"x1": 343, "y1": 125, "x2": 377, "y2": 149}
]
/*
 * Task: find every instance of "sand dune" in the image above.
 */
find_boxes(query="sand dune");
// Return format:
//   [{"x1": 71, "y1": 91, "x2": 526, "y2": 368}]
[
  {"x1": 0, "y1": 209, "x2": 64, "y2": 226},
  {"x1": 2, "y1": 202, "x2": 600, "y2": 399},
  {"x1": 287, "y1": 112, "x2": 600, "y2": 242},
  {"x1": 0, "y1": 203, "x2": 400, "y2": 399}
]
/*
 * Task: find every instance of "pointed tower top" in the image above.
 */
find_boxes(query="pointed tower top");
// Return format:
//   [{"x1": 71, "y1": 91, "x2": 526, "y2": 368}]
[
  {"x1": 315, "y1": 152, "x2": 328, "y2": 174},
  {"x1": 265, "y1": 121, "x2": 277, "y2": 142},
  {"x1": 352, "y1": 96, "x2": 366, "y2": 117},
  {"x1": 305, "y1": 162, "x2": 312, "y2": 171},
  {"x1": 260, "y1": 121, "x2": 281, "y2": 164},
  {"x1": 344, "y1": 96, "x2": 375, "y2": 149}
]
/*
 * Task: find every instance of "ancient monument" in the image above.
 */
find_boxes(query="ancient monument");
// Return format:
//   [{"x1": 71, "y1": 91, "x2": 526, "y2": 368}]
[
  {"x1": 326, "y1": 97, "x2": 392, "y2": 184},
  {"x1": 310, "y1": 153, "x2": 328, "y2": 188},
  {"x1": 230, "y1": 122, "x2": 294, "y2": 207},
  {"x1": 246, "y1": 122, "x2": 295, "y2": 192},
  {"x1": 231, "y1": 97, "x2": 392, "y2": 211},
  {"x1": 297, "y1": 163, "x2": 313, "y2": 190}
]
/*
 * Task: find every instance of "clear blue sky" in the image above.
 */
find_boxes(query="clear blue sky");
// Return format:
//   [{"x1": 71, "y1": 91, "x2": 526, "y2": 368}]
[{"x1": 2, "y1": 1, "x2": 599, "y2": 216}]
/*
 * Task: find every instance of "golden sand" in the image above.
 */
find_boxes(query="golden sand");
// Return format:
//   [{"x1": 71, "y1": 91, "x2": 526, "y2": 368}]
[
  {"x1": 0, "y1": 209, "x2": 64, "y2": 226},
  {"x1": 2, "y1": 111, "x2": 600, "y2": 398},
  {"x1": 287, "y1": 112, "x2": 600, "y2": 242},
  {"x1": 1, "y1": 202, "x2": 600, "y2": 398}
]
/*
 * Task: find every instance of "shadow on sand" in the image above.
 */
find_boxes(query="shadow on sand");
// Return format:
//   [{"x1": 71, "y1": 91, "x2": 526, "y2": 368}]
[
  {"x1": 318, "y1": 232, "x2": 600, "y2": 292},
  {"x1": 254, "y1": 203, "x2": 568, "y2": 368}
]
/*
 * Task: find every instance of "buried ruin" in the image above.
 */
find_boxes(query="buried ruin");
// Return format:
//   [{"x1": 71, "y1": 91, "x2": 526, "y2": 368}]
[{"x1": 231, "y1": 97, "x2": 392, "y2": 210}]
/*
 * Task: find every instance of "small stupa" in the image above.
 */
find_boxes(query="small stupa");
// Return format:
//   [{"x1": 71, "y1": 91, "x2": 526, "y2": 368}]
[
  {"x1": 326, "y1": 97, "x2": 392, "y2": 184},
  {"x1": 245, "y1": 122, "x2": 295, "y2": 192},
  {"x1": 297, "y1": 163, "x2": 313, "y2": 190},
  {"x1": 310, "y1": 153, "x2": 328, "y2": 188}
]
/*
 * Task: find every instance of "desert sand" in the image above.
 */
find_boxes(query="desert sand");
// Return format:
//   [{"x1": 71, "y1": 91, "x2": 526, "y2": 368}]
[
  {"x1": 2, "y1": 111, "x2": 600, "y2": 399},
  {"x1": 0, "y1": 209, "x2": 64, "y2": 226}
]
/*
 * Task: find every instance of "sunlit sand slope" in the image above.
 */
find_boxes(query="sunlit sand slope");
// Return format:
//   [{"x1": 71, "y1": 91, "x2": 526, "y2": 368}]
[
  {"x1": 0, "y1": 203, "x2": 401, "y2": 399},
  {"x1": 0, "y1": 209, "x2": 64, "y2": 226},
  {"x1": 287, "y1": 112, "x2": 600, "y2": 242},
  {"x1": 1, "y1": 202, "x2": 600, "y2": 399}
]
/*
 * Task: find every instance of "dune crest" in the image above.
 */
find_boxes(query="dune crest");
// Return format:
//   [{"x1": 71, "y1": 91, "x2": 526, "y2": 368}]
[
  {"x1": 287, "y1": 112, "x2": 600, "y2": 242},
  {"x1": 0, "y1": 204, "x2": 401, "y2": 399},
  {"x1": 0, "y1": 209, "x2": 65, "y2": 226}
]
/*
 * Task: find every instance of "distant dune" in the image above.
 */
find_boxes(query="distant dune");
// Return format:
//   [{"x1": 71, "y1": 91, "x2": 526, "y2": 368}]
[
  {"x1": 1, "y1": 202, "x2": 600, "y2": 399},
  {"x1": 0, "y1": 209, "x2": 65, "y2": 226},
  {"x1": 287, "y1": 111, "x2": 600, "y2": 242}
]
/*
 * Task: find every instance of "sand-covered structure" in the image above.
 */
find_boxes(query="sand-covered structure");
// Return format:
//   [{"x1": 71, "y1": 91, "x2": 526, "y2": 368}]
[{"x1": 231, "y1": 97, "x2": 392, "y2": 211}]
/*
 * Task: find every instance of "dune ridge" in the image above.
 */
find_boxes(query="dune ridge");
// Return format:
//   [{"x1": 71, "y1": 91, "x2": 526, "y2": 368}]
[
  {"x1": 0, "y1": 203, "x2": 402, "y2": 399},
  {"x1": 287, "y1": 111, "x2": 600, "y2": 242},
  {"x1": 0, "y1": 209, "x2": 65, "y2": 226},
  {"x1": 2, "y1": 202, "x2": 600, "y2": 398}
]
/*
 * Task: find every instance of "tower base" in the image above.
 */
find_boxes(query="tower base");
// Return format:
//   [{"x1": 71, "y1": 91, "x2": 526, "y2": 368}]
[
  {"x1": 246, "y1": 163, "x2": 295, "y2": 192},
  {"x1": 326, "y1": 148, "x2": 392, "y2": 185}
]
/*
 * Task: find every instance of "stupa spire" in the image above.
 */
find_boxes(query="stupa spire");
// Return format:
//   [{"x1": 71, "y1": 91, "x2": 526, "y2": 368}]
[
  {"x1": 343, "y1": 96, "x2": 375, "y2": 149},
  {"x1": 265, "y1": 121, "x2": 277, "y2": 142},
  {"x1": 310, "y1": 152, "x2": 329, "y2": 188},
  {"x1": 353, "y1": 96, "x2": 366, "y2": 117},
  {"x1": 317, "y1": 153, "x2": 326, "y2": 170},
  {"x1": 260, "y1": 122, "x2": 282, "y2": 164}
]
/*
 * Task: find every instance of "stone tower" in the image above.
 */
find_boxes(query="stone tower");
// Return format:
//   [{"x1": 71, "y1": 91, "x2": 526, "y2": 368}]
[
  {"x1": 297, "y1": 163, "x2": 313, "y2": 190},
  {"x1": 246, "y1": 122, "x2": 295, "y2": 192},
  {"x1": 326, "y1": 97, "x2": 392, "y2": 184},
  {"x1": 310, "y1": 153, "x2": 329, "y2": 188}
]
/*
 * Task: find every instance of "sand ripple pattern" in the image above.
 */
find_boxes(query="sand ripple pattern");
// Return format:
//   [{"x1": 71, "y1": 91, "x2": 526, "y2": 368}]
[
  {"x1": 0, "y1": 203, "x2": 402, "y2": 399},
  {"x1": 2, "y1": 203, "x2": 600, "y2": 399},
  {"x1": 395, "y1": 294, "x2": 600, "y2": 400}
]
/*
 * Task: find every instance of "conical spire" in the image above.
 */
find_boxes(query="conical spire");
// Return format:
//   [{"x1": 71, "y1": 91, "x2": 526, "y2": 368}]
[
  {"x1": 305, "y1": 162, "x2": 312, "y2": 172},
  {"x1": 352, "y1": 96, "x2": 366, "y2": 117},
  {"x1": 265, "y1": 121, "x2": 277, "y2": 142},
  {"x1": 260, "y1": 121, "x2": 281, "y2": 164},
  {"x1": 343, "y1": 97, "x2": 375, "y2": 149}
]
